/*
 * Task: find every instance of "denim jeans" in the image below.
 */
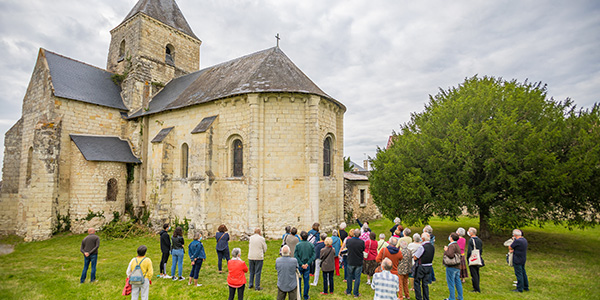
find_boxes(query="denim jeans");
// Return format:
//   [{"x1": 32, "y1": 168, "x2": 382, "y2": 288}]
[
  {"x1": 342, "y1": 255, "x2": 348, "y2": 281},
  {"x1": 298, "y1": 266, "x2": 311, "y2": 299},
  {"x1": 345, "y1": 264, "x2": 362, "y2": 296},
  {"x1": 189, "y1": 259, "x2": 203, "y2": 279},
  {"x1": 217, "y1": 249, "x2": 230, "y2": 271},
  {"x1": 445, "y1": 267, "x2": 463, "y2": 300},
  {"x1": 323, "y1": 270, "x2": 334, "y2": 293},
  {"x1": 249, "y1": 260, "x2": 264, "y2": 288},
  {"x1": 171, "y1": 249, "x2": 184, "y2": 278},
  {"x1": 513, "y1": 264, "x2": 529, "y2": 292},
  {"x1": 80, "y1": 253, "x2": 97, "y2": 283}
]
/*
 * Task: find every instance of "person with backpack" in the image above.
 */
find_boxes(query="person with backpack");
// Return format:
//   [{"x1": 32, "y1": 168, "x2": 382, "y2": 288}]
[
  {"x1": 126, "y1": 245, "x2": 153, "y2": 300},
  {"x1": 170, "y1": 226, "x2": 185, "y2": 281},
  {"x1": 188, "y1": 232, "x2": 206, "y2": 287},
  {"x1": 216, "y1": 224, "x2": 230, "y2": 274},
  {"x1": 307, "y1": 223, "x2": 320, "y2": 276},
  {"x1": 159, "y1": 224, "x2": 171, "y2": 278}
]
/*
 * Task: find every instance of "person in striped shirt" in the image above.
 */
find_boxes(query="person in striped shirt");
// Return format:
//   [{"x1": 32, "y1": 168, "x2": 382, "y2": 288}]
[{"x1": 371, "y1": 258, "x2": 399, "y2": 300}]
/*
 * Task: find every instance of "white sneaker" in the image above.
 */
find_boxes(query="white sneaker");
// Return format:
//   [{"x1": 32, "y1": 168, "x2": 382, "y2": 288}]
[
  {"x1": 513, "y1": 283, "x2": 517, "y2": 286},
  {"x1": 196, "y1": 284, "x2": 202, "y2": 287},
  {"x1": 366, "y1": 280, "x2": 371, "y2": 285},
  {"x1": 513, "y1": 281, "x2": 518, "y2": 284},
  {"x1": 310, "y1": 283, "x2": 317, "y2": 286}
]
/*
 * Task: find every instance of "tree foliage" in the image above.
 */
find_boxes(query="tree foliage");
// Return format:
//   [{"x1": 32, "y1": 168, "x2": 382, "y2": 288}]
[
  {"x1": 370, "y1": 76, "x2": 600, "y2": 237},
  {"x1": 344, "y1": 156, "x2": 353, "y2": 172}
]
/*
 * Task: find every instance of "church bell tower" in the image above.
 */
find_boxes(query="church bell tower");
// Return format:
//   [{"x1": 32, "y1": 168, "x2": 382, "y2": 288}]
[{"x1": 106, "y1": 0, "x2": 201, "y2": 112}]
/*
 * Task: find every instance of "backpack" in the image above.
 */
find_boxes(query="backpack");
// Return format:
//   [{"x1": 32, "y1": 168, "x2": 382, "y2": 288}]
[
  {"x1": 307, "y1": 233, "x2": 317, "y2": 245},
  {"x1": 129, "y1": 257, "x2": 146, "y2": 285}
]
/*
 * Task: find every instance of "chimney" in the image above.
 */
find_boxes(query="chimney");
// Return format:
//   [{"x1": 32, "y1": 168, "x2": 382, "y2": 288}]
[{"x1": 363, "y1": 160, "x2": 369, "y2": 171}]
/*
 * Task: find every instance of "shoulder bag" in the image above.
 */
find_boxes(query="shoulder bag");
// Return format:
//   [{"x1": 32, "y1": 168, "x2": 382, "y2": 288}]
[
  {"x1": 443, "y1": 246, "x2": 461, "y2": 266},
  {"x1": 468, "y1": 238, "x2": 482, "y2": 266}
]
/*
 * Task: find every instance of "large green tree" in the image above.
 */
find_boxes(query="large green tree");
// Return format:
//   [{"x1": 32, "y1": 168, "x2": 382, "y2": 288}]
[{"x1": 370, "y1": 76, "x2": 600, "y2": 238}]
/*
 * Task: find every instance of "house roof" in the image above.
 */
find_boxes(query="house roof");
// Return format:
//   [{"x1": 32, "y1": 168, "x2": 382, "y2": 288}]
[
  {"x1": 120, "y1": 0, "x2": 199, "y2": 40},
  {"x1": 130, "y1": 47, "x2": 343, "y2": 118},
  {"x1": 349, "y1": 161, "x2": 366, "y2": 172},
  {"x1": 151, "y1": 127, "x2": 174, "y2": 143},
  {"x1": 344, "y1": 172, "x2": 369, "y2": 181},
  {"x1": 44, "y1": 49, "x2": 127, "y2": 110},
  {"x1": 70, "y1": 134, "x2": 141, "y2": 163}
]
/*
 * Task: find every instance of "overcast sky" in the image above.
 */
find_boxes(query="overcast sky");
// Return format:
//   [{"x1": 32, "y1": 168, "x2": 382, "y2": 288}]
[{"x1": 0, "y1": 0, "x2": 598, "y2": 175}]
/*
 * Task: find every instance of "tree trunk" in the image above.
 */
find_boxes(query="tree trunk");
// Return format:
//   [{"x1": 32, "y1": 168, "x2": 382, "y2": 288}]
[{"x1": 479, "y1": 206, "x2": 491, "y2": 240}]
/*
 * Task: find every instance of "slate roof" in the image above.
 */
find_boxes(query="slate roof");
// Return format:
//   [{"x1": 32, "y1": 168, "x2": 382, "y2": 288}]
[
  {"x1": 70, "y1": 134, "x2": 141, "y2": 163},
  {"x1": 349, "y1": 161, "x2": 366, "y2": 172},
  {"x1": 130, "y1": 47, "x2": 343, "y2": 118},
  {"x1": 151, "y1": 127, "x2": 174, "y2": 143},
  {"x1": 120, "y1": 0, "x2": 199, "y2": 40},
  {"x1": 44, "y1": 49, "x2": 127, "y2": 110},
  {"x1": 344, "y1": 172, "x2": 369, "y2": 181},
  {"x1": 191, "y1": 115, "x2": 217, "y2": 133}
]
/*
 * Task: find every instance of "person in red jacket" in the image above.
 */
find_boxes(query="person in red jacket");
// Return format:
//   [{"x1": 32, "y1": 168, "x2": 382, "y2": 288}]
[{"x1": 227, "y1": 248, "x2": 249, "y2": 300}]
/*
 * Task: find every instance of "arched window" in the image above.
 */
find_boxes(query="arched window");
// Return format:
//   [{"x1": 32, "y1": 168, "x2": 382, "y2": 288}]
[
  {"x1": 232, "y1": 139, "x2": 243, "y2": 177},
  {"x1": 119, "y1": 40, "x2": 126, "y2": 60},
  {"x1": 323, "y1": 137, "x2": 332, "y2": 176},
  {"x1": 165, "y1": 44, "x2": 175, "y2": 66},
  {"x1": 106, "y1": 178, "x2": 118, "y2": 201},
  {"x1": 26, "y1": 147, "x2": 33, "y2": 185},
  {"x1": 181, "y1": 143, "x2": 189, "y2": 178}
]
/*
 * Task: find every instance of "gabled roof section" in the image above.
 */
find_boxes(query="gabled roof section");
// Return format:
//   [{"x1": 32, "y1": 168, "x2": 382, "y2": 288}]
[
  {"x1": 130, "y1": 47, "x2": 343, "y2": 118},
  {"x1": 44, "y1": 49, "x2": 127, "y2": 110},
  {"x1": 70, "y1": 134, "x2": 141, "y2": 163},
  {"x1": 349, "y1": 161, "x2": 366, "y2": 172},
  {"x1": 121, "y1": 0, "x2": 198, "y2": 40},
  {"x1": 344, "y1": 172, "x2": 369, "y2": 181}
]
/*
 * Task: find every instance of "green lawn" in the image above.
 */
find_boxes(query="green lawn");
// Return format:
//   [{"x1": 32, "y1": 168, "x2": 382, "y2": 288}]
[{"x1": 1, "y1": 217, "x2": 599, "y2": 299}]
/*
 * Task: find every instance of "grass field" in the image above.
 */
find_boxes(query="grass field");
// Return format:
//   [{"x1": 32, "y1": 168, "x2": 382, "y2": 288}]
[{"x1": 1, "y1": 217, "x2": 599, "y2": 300}]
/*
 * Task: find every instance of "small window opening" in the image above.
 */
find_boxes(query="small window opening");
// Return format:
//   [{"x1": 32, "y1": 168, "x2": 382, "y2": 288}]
[
  {"x1": 165, "y1": 44, "x2": 175, "y2": 66},
  {"x1": 106, "y1": 178, "x2": 118, "y2": 202},
  {"x1": 118, "y1": 40, "x2": 126, "y2": 61},
  {"x1": 360, "y1": 189, "x2": 366, "y2": 205},
  {"x1": 26, "y1": 147, "x2": 33, "y2": 185},
  {"x1": 181, "y1": 143, "x2": 189, "y2": 178},
  {"x1": 233, "y1": 139, "x2": 243, "y2": 177},
  {"x1": 323, "y1": 137, "x2": 332, "y2": 176}
]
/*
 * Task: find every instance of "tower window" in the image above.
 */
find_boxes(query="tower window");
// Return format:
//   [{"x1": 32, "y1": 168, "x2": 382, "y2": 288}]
[
  {"x1": 181, "y1": 143, "x2": 189, "y2": 178},
  {"x1": 323, "y1": 137, "x2": 332, "y2": 176},
  {"x1": 26, "y1": 147, "x2": 33, "y2": 185},
  {"x1": 232, "y1": 139, "x2": 243, "y2": 177},
  {"x1": 118, "y1": 40, "x2": 126, "y2": 61},
  {"x1": 360, "y1": 189, "x2": 366, "y2": 205},
  {"x1": 166, "y1": 44, "x2": 175, "y2": 66},
  {"x1": 106, "y1": 178, "x2": 118, "y2": 202}
]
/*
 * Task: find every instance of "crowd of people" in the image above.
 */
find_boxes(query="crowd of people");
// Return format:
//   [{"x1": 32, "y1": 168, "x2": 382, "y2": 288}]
[{"x1": 79, "y1": 219, "x2": 529, "y2": 300}]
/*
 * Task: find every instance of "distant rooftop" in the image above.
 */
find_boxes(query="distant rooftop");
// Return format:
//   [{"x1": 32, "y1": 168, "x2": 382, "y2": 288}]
[{"x1": 344, "y1": 172, "x2": 368, "y2": 181}]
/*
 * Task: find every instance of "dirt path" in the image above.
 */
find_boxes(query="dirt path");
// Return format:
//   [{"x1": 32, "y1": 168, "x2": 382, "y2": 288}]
[{"x1": 0, "y1": 243, "x2": 15, "y2": 255}]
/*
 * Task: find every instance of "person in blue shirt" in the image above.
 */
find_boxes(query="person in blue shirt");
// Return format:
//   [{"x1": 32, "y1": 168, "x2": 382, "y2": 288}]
[
  {"x1": 509, "y1": 229, "x2": 529, "y2": 293},
  {"x1": 331, "y1": 230, "x2": 342, "y2": 276},
  {"x1": 216, "y1": 224, "x2": 230, "y2": 274},
  {"x1": 188, "y1": 232, "x2": 206, "y2": 287}
]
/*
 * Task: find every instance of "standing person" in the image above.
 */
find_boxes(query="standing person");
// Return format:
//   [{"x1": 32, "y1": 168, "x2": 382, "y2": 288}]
[
  {"x1": 376, "y1": 237, "x2": 403, "y2": 298},
  {"x1": 170, "y1": 226, "x2": 185, "y2": 281},
  {"x1": 398, "y1": 228, "x2": 412, "y2": 246},
  {"x1": 345, "y1": 229, "x2": 365, "y2": 297},
  {"x1": 248, "y1": 228, "x2": 267, "y2": 291},
  {"x1": 159, "y1": 224, "x2": 171, "y2": 279},
  {"x1": 359, "y1": 223, "x2": 371, "y2": 241},
  {"x1": 408, "y1": 233, "x2": 422, "y2": 291},
  {"x1": 187, "y1": 232, "x2": 206, "y2": 287},
  {"x1": 307, "y1": 223, "x2": 320, "y2": 276},
  {"x1": 311, "y1": 233, "x2": 327, "y2": 286},
  {"x1": 331, "y1": 230, "x2": 342, "y2": 276},
  {"x1": 466, "y1": 227, "x2": 483, "y2": 293},
  {"x1": 455, "y1": 228, "x2": 469, "y2": 283},
  {"x1": 363, "y1": 232, "x2": 379, "y2": 285},
  {"x1": 295, "y1": 231, "x2": 316, "y2": 300},
  {"x1": 413, "y1": 232, "x2": 435, "y2": 300},
  {"x1": 216, "y1": 224, "x2": 231, "y2": 274},
  {"x1": 356, "y1": 218, "x2": 371, "y2": 232},
  {"x1": 286, "y1": 227, "x2": 300, "y2": 256},
  {"x1": 126, "y1": 245, "x2": 153, "y2": 300},
  {"x1": 339, "y1": 222, "x2": 348, "y2": 242},
  {"x1": 389, "y1": 217, "x2": 402, "y2": 235},
  {"x1": 398, "y1": 240, "x2": 413, "y2": 299},
  {"x1": 80, "y1": 228, "x2": 100, "y2": 283},
  {"x1": 509, "y1": 229, "x2": 529, "y2": 293},
  {"x1": 377, "y1": 233, "x2": 389, "y2": 253},
  {"x1": 443, "y1": 233, "x2": 463, "y2": 300},
  {"x1": 276, "y1": 245, "x2": 299, "y2": 300},
  {"x1": 371, "y1": 258, "x2": 399, "y2": 300},
  {"x1": 341, "y1": 228, "x2": 355, "y2": 283},
  {"x1": 423, "y1": 225, "x2": 436, "y2": 284},
  {"x1": 227, "y1": 248, "x2": 248, "y2": 300},
  {"x1": 320, "y1": 237, "x2": 336, "y2": 295}
]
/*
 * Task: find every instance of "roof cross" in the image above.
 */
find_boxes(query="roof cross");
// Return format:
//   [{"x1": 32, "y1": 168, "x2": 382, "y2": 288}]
[{"x1": 275, "y1": 33, "x2": 280, "y2": 47}]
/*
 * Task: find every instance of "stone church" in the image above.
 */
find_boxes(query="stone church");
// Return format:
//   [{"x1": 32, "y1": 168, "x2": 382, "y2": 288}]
[{"x1": 0, "y1": 0, "x2": 345, "y2": 241}]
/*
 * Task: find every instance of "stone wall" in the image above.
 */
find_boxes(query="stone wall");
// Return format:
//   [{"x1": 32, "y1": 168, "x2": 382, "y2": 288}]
[
  {"x1": 142, "y1": 93, "x2": 345, "y2": 238},
  {"x1": 1, "y1": 119, "x2": 23, "y2": 194},
  {"x1": 344, "y1": 179, "x2": 381, "y2": 224}
]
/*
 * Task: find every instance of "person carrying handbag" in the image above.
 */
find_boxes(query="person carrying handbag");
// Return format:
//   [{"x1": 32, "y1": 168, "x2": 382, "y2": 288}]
[
  {"x1": 443, "y1": 233, "x2": 463, "y2": 300},
  {"x1": 466, "y1": 227, "x2": 484, "y2": 293}
]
